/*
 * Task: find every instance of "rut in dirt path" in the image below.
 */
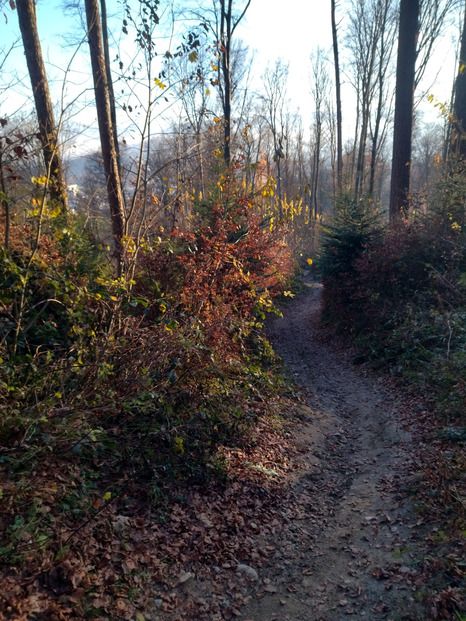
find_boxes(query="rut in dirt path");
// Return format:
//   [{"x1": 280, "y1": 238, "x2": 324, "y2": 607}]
[{"x1": 242, "y1": 280, "x2": 426, "y2": 621}]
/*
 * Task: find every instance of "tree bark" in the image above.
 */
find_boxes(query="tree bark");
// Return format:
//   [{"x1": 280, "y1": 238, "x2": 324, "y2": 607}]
[
  {"x1": 16, "y1": 0, "x2": 69, "y2": 213},
  {"x1": 85, "y1": 0, "x2": 126, "y2": 273},
  {"x1": 331, "y1": 0, "x2": 343, "y2": 193},
  {"x1": 220, "y1": 0, "x2": 232, "y2": 164},
  {"x1": 100, "y1": 0, "x2": 124, "y2": 189},
  {"x1": 0, "y1": 151, "x2": 10, "y2": 248},
  {"x1": 389, "y1": 0, "x2": 419, "y2": 226},
  {"x1": 217, "y1": 0, "x2": 250, "y2": 165},
  {"x1": 451, "y1": 3, "x2": 466, "y2": 159},
  {"x1": 368, "y1": 80, "x2": 383, "y2": 197}
]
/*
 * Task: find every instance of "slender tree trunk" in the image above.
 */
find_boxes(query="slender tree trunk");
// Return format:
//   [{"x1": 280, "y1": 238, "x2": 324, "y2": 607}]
[
  {"x1": 369, "y1": 85, "x2": 383, "y2": 196},
  {"x1": 326, "y1": 99, "x2": 337, "y2": 195},
  {"x1": 0, "y1": 152, "x2": 10, "y2": 249},
  {"x1": 348, "y1": 65, "x2": 361, "y2": 187},
  {"x1": 312, "y1": 147, "x2": 320, "y2": 219},
  {"x1": 451, "y1": 3, "x2": 466, "y2": 159},
  {"x1": 220, "y1": 0, "x2": 232, "y2": 164},
  {"x1": 100, "y1": 0, "x2": 124, "y2": 192},
  {"x1": 217, "y1": 0, "x2": 250, "y2": 165},
  {"x1": 313, "y1": 114, "x2": 322, "y2": 219},
  {"x1": 389, "y1": 0, "x2": 419, "y2": 226},
  {"x1": 354, "y1": 111, "x2": 369, "y2": 200},
  {"x1": 85, "y1": 0, "x2": 126, "y2": 273},
  {"x1": 196, "y1": 130, "x2": 205, "y2": 196},
  {"x1": 276, "y1": 157, "x2": 282, "y2": 215},
  {"x1": 16, "y1": 0, "x2": 69, "y2": 213},
  {"x1": 331, "y1": 0, "x2": 343, "y2": 193}
]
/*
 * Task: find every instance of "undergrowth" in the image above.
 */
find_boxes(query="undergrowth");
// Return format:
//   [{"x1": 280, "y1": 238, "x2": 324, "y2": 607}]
[
  {"x1": 317, "y1": 162, "x2": 466, "y2": 619},
  {"x1": 318, "y1": 171, "x2": 466, "y2": 422},
  {"x1": 0, "y1": 166, "x2": 294, "y2": 618}
]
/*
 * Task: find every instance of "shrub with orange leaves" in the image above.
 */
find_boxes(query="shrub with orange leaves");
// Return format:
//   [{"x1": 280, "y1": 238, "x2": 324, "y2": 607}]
[
  {"x1": 136, "y1": 168, "x2": 293, "y2": 357},
  {"x1": 113, "y1": 169, "x2": 294, "y2": 464}
]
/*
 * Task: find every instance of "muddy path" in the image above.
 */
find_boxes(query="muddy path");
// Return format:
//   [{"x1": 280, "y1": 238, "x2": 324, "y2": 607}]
[{"x1": 241, "y1": 279, "x2": 426, "y2": 621}]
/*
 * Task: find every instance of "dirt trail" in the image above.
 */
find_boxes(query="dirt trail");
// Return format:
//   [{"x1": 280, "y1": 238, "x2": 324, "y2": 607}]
[{"x1": 241, "y1": 279, "x2": 425, "y2": 620}]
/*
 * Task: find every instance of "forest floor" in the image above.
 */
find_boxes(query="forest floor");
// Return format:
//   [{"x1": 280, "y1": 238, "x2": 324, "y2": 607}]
[{"x1": 143, "y1": 276, "x2": 465, "y2": 621}]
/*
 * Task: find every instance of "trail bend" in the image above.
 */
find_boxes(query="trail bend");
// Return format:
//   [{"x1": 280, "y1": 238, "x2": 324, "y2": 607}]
[{"x1": 241, "y1": 278, "x2": 425, "y2": 621}]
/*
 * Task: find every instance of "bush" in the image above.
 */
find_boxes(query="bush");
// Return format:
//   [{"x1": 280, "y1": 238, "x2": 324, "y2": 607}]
[
  {"x1": 317, "y1": 194, "x2": 382, "y2": 332},
  {"x1": 318, "y1": 167, "x2": 466, "y2": 420}
]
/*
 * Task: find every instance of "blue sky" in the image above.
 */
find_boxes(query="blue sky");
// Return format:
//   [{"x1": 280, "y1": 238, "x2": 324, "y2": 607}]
[{"x1": 0, "y1": 0, "x2": 460, "y2": 154}]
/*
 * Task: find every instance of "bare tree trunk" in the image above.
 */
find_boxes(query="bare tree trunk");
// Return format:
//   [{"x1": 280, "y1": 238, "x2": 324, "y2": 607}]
[
  {"x1": 350, "y1": 82, "x2": 360, "y2": 185},
  {"x1": 85, "y1": 0, "x2": 126, "y2": 273},
  {"x1": 196, "y1": 131, "x2": 205, "y2": 196},
  {"x1": 389, "y1": 0, "x2": 419, "y2": 225},
  {"x1": 218, "y1": 0, "x2": 250, "y2": 165},
  {"x1": 16, "y1": 0, "x2": 69, "y2": 213},
  {"x1": 0, "y1": 151, "x2": 10, "y2": 248},
  {"x1": 312, "y1": 140, "x2": 321, "y2": 219},
  {"x1": 354, "y1": 113, "x2": 369, "y2": 200},
  {"x1": 220, "y1": 0, "x2": 232, "y2": 164},
  {"x1": 369, "y1": 84, "x2": 383, "y2": 196},
  {"x1": 275, "y1": 143, "x2": 283, "y2": 213},
  {"x1": 451, "y1": 2, "x2": 466, "y2": 159},
  {"x1": 326, "y1": 99, "x2": 337, "y2": 196},
  {"x1": 310, "y1": 48, "x2": 328, "y2": 217},
  {"x1": 100, "y1": 0, "x2": 124, "y2": 190},
  {"x1": 331, "y1": 0, "x2": 343, "y2": 193}
]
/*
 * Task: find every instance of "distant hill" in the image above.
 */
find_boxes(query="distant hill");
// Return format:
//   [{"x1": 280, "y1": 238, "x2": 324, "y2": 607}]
[{"x1": 65, "y1": 155, "x2": 93, "y2": 185}]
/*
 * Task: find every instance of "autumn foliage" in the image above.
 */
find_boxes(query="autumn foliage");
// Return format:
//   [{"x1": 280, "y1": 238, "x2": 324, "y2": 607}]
[{"x1": 0, "y1": 167, "x2": 294, "y2": 618}]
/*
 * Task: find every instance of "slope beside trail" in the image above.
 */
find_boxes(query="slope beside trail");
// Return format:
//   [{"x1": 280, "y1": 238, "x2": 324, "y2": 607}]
[{"x1": 240, "y1": 278, "x2": 426, "y2": 621}]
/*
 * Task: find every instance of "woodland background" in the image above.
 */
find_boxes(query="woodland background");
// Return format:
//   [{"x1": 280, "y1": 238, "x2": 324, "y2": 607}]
[{"x1": 0, "y1": 0, "x2": 465, "y2": 618}]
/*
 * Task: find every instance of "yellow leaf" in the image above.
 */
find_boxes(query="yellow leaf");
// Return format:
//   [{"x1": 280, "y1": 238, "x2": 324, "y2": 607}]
[
  {"x1": 103, "y1": 491, "x2": 112, "y2": 501},
  {"x1": 307, "y1": 258, "x2": 313, "y2": 265},
  {"x1": 174, "y1": 436, "x2": 184, "y2": 453},
  {"x1": 188, "y1": 51, "x2": 198, "y2": 63},
  {"x1": 49, "y1": 205, "x2": 62, "y2": 218}
]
